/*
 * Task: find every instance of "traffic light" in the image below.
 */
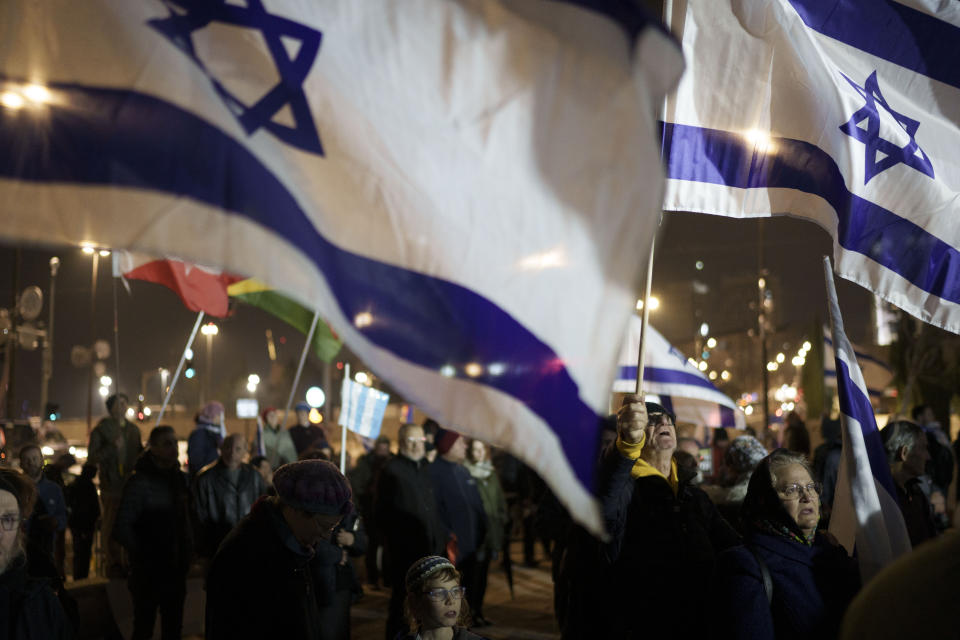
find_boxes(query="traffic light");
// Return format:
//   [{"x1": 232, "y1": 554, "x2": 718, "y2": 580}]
[
  {"x1": 184, "y1": 359, "x2": 196, "y2": 379},
  {"x1": 44, "y1": 402, "x2": 60, "y2": 421}
]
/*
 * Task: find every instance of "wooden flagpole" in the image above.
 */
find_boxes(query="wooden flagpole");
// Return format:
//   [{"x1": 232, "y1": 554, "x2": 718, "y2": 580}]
[{"x1": 155, "y1": 311, "x2": 205, "y2": 426}]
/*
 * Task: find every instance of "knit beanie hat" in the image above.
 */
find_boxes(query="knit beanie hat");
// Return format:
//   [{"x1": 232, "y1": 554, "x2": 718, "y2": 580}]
[
  {"x1": 434, "y1": 428, "x2": 461, "y2": 455},
  {"x1": 198, "y1": 401, "x2": 224, "y2": 425},
  {"x1": 294, "y1": 401, "x2": 311, "y2": 412},
  {"x1": 725, "y1": 435, "x2": 768, "y2": 474},
  {"x1": 273, "y1": 460, "x2": 353, "y2": 515},
  {"x1": 405, "y1": 555, "x2": 456, "y2": 591}
]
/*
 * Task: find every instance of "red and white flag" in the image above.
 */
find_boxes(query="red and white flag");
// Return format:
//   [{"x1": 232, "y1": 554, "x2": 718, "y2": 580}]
[{"x1": 113, "y1": 251, "x2": 242, "y2": 317}]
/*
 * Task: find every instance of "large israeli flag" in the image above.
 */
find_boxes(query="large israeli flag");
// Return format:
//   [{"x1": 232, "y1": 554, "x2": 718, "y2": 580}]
[
  {"x1": 823, "y1": 257, "x2": 910, "y2": 581},
  {"x1": 0, "y1": 1, "x2": 682, "y2": 534},
  {"x1": 613, "y1": 318, "x2": 745, "y2": 429},
  {"x1": 662, "y1": 0, "x2": 960, "y2": 334}
]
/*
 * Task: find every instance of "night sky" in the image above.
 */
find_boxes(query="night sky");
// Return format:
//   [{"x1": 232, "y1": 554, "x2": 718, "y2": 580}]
[{"x1": 0, "y1": 211, "x2": 872, "y2": 420}]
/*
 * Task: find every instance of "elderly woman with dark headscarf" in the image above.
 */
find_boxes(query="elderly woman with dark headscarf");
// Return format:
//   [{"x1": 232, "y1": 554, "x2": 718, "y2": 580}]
[{"x1": 713, "y1": 449, "x2": 859, "y2": 640}]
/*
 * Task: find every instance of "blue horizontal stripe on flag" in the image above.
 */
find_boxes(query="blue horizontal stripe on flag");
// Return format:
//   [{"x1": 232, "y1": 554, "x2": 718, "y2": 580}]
[
  {"x1": 719, "y1": 405, "x2": 736, "y2": 428},
  {"x1": 0, "y1": 79, "x2": 605, "y2": 489},
  {"x1": 618, "y1": 365, "x2": 721, "y2": 392},
  {"x1": 823, "y1": 371, "x2": 884, "y2": 398},
  {"x1": 835, "y1": 356, "x2": 899, "y2": 501},
  {"x1": 662, "y1": 121, "x2": 960, "y2": 306},
  {"x1": 788, "y1": 0, "x2": 960, "y2": 91},
  {"x1": 824, "y1": 336, "x2": 892, "y2": 372}
]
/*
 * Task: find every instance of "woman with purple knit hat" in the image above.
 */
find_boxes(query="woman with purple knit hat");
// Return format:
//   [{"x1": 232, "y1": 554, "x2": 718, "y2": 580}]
[{"x1": 205, "y1": 459, "x2": 354, "y2": 639}]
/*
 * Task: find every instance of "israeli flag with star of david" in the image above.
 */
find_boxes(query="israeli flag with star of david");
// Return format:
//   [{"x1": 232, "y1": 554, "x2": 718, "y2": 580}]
[
  {"x1": 0, "y1": 0, "x2": 683, "y2": 535},
  {"x1": 612, "y1": 318, "x2": 745, "y2": 430},
  {"x1": 661, "y1": 0, "x2": 960, "y2": 334}
]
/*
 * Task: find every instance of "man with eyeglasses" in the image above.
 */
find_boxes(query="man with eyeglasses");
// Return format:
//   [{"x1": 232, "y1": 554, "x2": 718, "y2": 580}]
[
  {"x1": 594, "y1": 394, "x2": 740, "y2": 638},
  {"x1": 375, "y1": 423, "x2": 446, "y2": 640}
]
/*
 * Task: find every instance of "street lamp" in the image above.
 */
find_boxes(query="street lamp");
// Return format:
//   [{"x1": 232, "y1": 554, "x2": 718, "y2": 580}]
[
  {"x1": 200, "y1": 323, "x2": 218, "y2": 403},
  {"x1": 247, "y1": 373, "x2": 260, "y2": 394}
]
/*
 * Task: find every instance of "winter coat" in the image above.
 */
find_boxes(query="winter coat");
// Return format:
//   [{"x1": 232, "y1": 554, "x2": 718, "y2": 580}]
[
  {"x1": 464, "y1": 461, "x2": 508, "y2": 552},
  {"x1": 714, "y1": 450, "x2": 859, "y2": 640},
  {"x1": 289, "y1": 424, "x2": 328, "y2": 456},
  {"x1": 429, "y1": 458, "x2": 488, "y2": 562},
  {"x1": 112, "y1": 451, "x2": 193, "y2": 575},
  {"x1": 192, "y1": 459, "x2": 267, "y2": 557},
  {"x1": 65, "y1": 475, "x2": 101, "y2": 532},
  {"x1": 0, "y1": 555, "x2": 72, "y2": 640},
  {"x1": 313, "y1": 511, "x2": 368, "y2": 640},
  {"x1": 87, "y1": 417, "x2": 143, "y2": 498},
  {"x1": 715, "y1": 532, "x2": 859, "y2": 640},
  {"x1": 348, "y1": 452, "x2": 391, "y2": 519},
  {"x1": 597, "y1": 438, "x2": 740, "y2": 637},
  {"x1": 259, "y1": 424, "x2": 298, "y2": 469},
  {"x1": 374, "y1": 455, "x2": 446, "y2": 579},
  {"x1": 187, "y1": 423, "x2": 222, "y2": 477},
  {"x1": 24, "y1": 476, "x2": 67, "y2": 570},
  {"x1": 205, "y1": 497, "x2": 324, "y2": 639},
  {"x1": 896, "y1": 477, "x2": 938, "y2": 547},
  {"x1": 398, "y1": 628, "x2": 487, "y2": 640}
]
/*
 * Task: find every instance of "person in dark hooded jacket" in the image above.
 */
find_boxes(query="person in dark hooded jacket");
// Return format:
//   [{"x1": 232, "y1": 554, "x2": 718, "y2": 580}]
[
  {"x1": 597, "y1": 395, "x2": 740, "y2": 638},
  {"x1": 113, "y1": 426, "x2": 193, "y2": 640},
  {"x1": 0, "y1": 468, "x2": 72, "y2": 640},
  {"x1": 714, "y1": 449, "x2": 859, "y2": 640},
  {"x1": 205, "y1": 460, "x2": 354, "y2": 640}
]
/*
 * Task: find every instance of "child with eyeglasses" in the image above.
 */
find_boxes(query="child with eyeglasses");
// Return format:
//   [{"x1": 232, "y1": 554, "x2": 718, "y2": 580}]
[{"x1": 399, "y1": 555, "x2": 488, "y2": 640}]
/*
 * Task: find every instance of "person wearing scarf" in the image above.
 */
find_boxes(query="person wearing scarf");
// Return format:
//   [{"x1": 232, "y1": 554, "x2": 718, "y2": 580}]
[{"x1": 714, "y1": 449, "x2": 859, "y2": 639}]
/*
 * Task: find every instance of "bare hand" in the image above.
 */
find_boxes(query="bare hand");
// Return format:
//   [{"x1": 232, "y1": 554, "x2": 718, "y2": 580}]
[
  {"x1": 339, "y1": 550, "x2": 348, "y2": 566},
  {"x1": 336, "y1": 530, "x2": 355, "y2": 547},
  {"x1": 617, "y1": 393, "x2": 647, "y2": 445}
]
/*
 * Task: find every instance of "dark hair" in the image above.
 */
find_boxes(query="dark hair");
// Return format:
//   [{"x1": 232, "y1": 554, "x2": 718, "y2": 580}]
[
  {"x1": 0, "y1": 468, "x2": 37, "y2": 519},
  {"x1": 80, "y1": 463, "x2": 98, "y2": 480},
  {"x1": 106, "y1": 393, "x2": 129, "y2": 413},
  {"x1": 911, "y1": 405, "x2": 929, "y2": 422},
  {"x1": 17, "y1": 443, "x2": 42, "y2": 462},
  {"x1": 403, "y1": 566, "x2": 471, "y2": 630},
  {"x1": 881, "y1": 421, "x2": 924, "y2": 463},
  {"x1": 148, "y1": 425, "x2": 175, "y2": 446},
  {"x1": 298, "y1": 447, "x2": 331, "y2": 461},
  {"x1": 250, "y1": 455, "x2": 269, "y2": 469}
]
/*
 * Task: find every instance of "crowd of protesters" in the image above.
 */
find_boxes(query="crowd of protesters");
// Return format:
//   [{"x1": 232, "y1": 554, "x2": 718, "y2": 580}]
[{"x1": 3, "y1": 388, "x2": 960, "y2": 639}]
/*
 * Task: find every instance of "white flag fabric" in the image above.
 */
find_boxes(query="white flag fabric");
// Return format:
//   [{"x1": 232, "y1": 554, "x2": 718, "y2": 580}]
[
  {"x1": 0, "y1": 0, "x2": 682, "y2": 534},
  {"x1": 823, "y1": 333, "x2": 893, "y2": 404},
  {"x1": 339, "y1": 379, "x2": 389, "y2": 440},
  {"x1": 613, "y1": 318, "x2": 745, "y2": 429},
  {"x1": 823, "y1": 258, "x2": 911, "y2": 582},
  {"x1": 662, "y1": 0, "x2": 960, "y2": 334}
]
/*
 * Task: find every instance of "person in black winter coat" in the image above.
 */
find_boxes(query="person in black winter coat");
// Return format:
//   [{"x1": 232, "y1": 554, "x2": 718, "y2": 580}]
[
  {"x1": 429, "y1": 428, "x2": 488, "y2": 623},
  {"x1": 374, "y1": 423, "x2": 446, "y2": 640},
  {"x1": 596, "y1": 395, "x2": 740, "y2": 638},
  {"x1": 313, "y1": 509, "x2": 367, "y2": 640},
  {"x1": 113, "y1": 426, "x2": 193, "y2": 640},
  {"x1": 205, "y1": 460, "x2": 354, "y2": 640},
  {"x1": 0, "y1": 468, "x2": 73, "y2": 640},
  {"x1": 192, "y1": 434, "x2": 266, "y2": 558},
  {"x1": 187, "y1": 402, "x2": 225, "y2": 478},
  {"x1": 65, "y1": 463, "x2": 101, "y2": 580},
  {"x1": 714, "y1": 449, "x2": 859, "y2": 639}
]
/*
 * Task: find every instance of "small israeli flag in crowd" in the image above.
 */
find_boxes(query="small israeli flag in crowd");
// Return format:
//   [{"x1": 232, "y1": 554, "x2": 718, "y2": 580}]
[
  {"x1": 339, "y1": 379, "x2": 389, "y2": 440},
  {"x1": 614, "y1": 317, "x2": 744, "y2": 429},
  {"x1": 662, "y1": 0, "x2": 960, "y2": 334},
  {"x1": 823, "y1": 257, "x2": 910, "y2": 582}
]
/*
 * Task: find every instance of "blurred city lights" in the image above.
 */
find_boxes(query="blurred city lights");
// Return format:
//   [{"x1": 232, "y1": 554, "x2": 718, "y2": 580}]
[
  {"x1": 758, "y1": 277, "x2": 766, "y2": 289},
  {"x1": 200, "y1": 323, "x2": 219, "y2": 336},
  {"x1": 100, "y1": 375, "x2": 112, "y2": 387},
  {"x1": 767, "y1": 362, "x2": 778, "y2": 371},
  {"x1": 720, "y1": 370, "x2": 731, "y2": 381},
  {"x1": 464, "y1": 362, "x2": 484, "y2": 378},
  {"x1": 306, "y1": 386, "x2": 326, "y2": 407},
  {"x1": 0, "y1": 91, "x2": 25, "y2": 109},
  {"x1": 143, "y1": 406, "x2": 152, "y2": 416},
  {"x1": 636, "y1": 296, "x2": 660, "y2": 311},
  {"x1": 248, "y1": 373, "x2": 260, "y2": 385},
  {"x1": 354, "y1": 311, "x2": 373, "y2": 328},
  {"x1": 708, "y1": 371, "x2": 718, "y2": 380},
  {"x1": 126, "y1": 407, "x2": 135, "y2": 419},
  {"x1": 776, "y1": 352, "x2": 785, "y2": 363},
  {"x1": 699, "y1": 323, "x2": 709, "y2": 337},
  {"x1": 488, "y1": 362, "x2": 507, "y2": 376},
  {"x1": 246, "y1": 382, "x2": 257, "y2": 392},
  {"x1": 22, "y1": 84, "x2": 52, "y2": 103},
  {"x1": 81, "y1": 244, "x2": 95, "y2": 255},
  {"x1": 792, "y1": 356, "x2": 806, "y2": 367},
  {"x1": 308, "y1": 408, "x2": 323, "y2": 424},
  {"x1": 698, "y1": 361, "x2": 709, "y2": 372},
  {"x1": 99, "y1": 249, "x2": 111, "y2": 257},
  {"x1": 695, "y1": 260, "x2": 704, "y2": 271},
  {"x1": 354, "y1": 371, "x2": 370, "y2": 385},
  {"x1": 706, "y1": 337, "x2": 717, "y2": 349},
  {"x1": 185, "y1": 348, "x2": 194, "y2": 359},
  {"x1": 802, "y1": 341, "x2": 812, "y2": 351},
  {"x1": 744, "y1": 405, "x2": 754, "y2": 416},
  {"x1": 98, "y1": 386, "x2": 109, "y2": 397},
  {"x1": 439, "y1": 365, "x2": 456, "y2": 378}
]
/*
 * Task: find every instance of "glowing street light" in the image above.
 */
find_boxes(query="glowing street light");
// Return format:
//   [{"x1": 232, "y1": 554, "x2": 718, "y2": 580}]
[
  {"x1": 248, "y1": 373, "x2": 261, "y2": 385},
  {"x1": 100, "y1": 375, "x2": 112, "y2": 387},
  {"x1": 699, "y1": 323, "x2": 709, "y2": 337},
  {"x1": 306, "y1": 386, "x2": 326, "y2": 408},
  {"x1": 98, "y1": 386, "x2": 109, "y2": 397},
  {"x1": 720, "y1": 370, "x2": 731, "y2": 381},
  {"x1": 200, "y1": 323, "x2": 219, "y2": 336},
  {"x1": 767, "y1": 361, "x2": 779, "y2": 371},
  {"x1": 775, "y1": 352, "x2": 785, "y2": 363},
  {"x1": 636, "y1": 296, "x2": 660, "y2": 311},
  {"x1": 354, "y1": 371, "x2": 370, "y2": 385},
  {"x1": 706, "y1": 337, "x2": 717, "y2": 349}
]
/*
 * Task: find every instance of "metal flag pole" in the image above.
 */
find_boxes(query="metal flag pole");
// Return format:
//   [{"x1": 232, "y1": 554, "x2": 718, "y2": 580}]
[
  {"x1": 281, "y1": 310, "x2": 321, "y2": 429},
  {"x1": 155, "y1": 311, "x2": 205, "y2": 426},
  {"x1": 340, "y1": 363, "x2": 350, "y2": 474},
  {"x1": 635, "y1": 239, "x2": 656, "y2": 395},
  {"x1": 112, "y1": 269, "x2": 121, "y2": 397}
]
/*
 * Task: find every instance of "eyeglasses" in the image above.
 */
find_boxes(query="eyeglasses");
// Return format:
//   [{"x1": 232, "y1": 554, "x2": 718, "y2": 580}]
[
  {"x1": 424, "y1": 586, "x2": 466, "y2": 602},
  {"x1": 0, "y1": 514, "x2": 21, "y2": 532},
  {"x1": 405, "y1": 437, "x2": 427, "y2": 444},
  {"x1": 776, "y1": 482, "x2": 822, "y2": 500}
]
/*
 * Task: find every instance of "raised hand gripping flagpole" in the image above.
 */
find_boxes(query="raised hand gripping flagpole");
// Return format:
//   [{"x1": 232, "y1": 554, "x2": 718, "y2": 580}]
[
  {"x1": 155, "y1": 311, "x2": 205, "y2": 426},
  {"x1": 281, "y1": 310, "x2": 321, "y2": 428}
]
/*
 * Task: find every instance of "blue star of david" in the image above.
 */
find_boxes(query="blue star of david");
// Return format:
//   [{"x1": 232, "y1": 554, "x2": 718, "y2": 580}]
[
  {"x1": 839, "y1": 71, "x2": 933, "y2": 184},
  {"x1": 149, "y1": 0, "x2": 324, "y2": 156}
]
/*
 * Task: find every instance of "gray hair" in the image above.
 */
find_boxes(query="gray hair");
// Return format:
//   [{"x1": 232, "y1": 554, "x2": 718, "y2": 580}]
[
  {"x1": 766, "y1": 449, "x2": 813, "y2": 487},
  {"x1": 881, "y1": 421, "x2": 923, "y2": 464}
]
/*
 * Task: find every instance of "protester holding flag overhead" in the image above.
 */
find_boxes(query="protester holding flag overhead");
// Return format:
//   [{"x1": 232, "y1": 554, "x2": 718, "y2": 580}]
[
  {"x1": 597, "y1": 395, "x2": 739, "y2": 637},
  {"x1": 714, "y1": 450, "x2": 860, "y2": 639}
]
